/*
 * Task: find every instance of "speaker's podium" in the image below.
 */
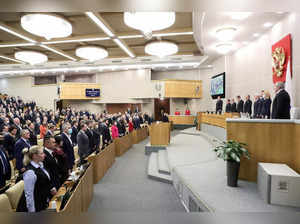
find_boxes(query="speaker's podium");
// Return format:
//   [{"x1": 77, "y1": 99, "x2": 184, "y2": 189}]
[{"x1": 145, "y1": 122, "x2": 171, "y2": 155}]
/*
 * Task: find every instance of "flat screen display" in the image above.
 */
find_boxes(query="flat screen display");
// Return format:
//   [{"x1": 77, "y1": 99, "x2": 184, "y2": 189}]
[
  {"x1": 210, "y1": 72, "x2": 225, "y2": 99},
  {"x1": 85, "y1": 88, "x2": 100, "y2": 97}
]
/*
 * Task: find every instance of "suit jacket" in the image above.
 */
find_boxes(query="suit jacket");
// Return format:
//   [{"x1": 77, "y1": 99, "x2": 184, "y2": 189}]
[
  {"x1": 61, "y1": 132, "x2": 75, "y2": 170},
  {"x1": 272, "y1": 89, "x2": 291, "y2": 119},
  {"x1": 71, "y1": 126, "x2": 78, "y2": 145},
  {"x1": 85, "y1": 128, "x2": 94, "y2": 152},
  {"x1": 253, "y1": 100, "x2": 259, "y2": 118},
  {"x1": 225, "y1": 103, "x2": 231, "y2": 113},
  {"x1": 243, "y1": 100, "x2": 252, "y2": 116},
  {"x1": 3, "y1": 133, "x2": 15, "y2": 160},
  {"x1": 77, "y1": 130, "x2": 90, "y2": 159},
  {"x1": 261, "y1": 98, "x2": 272, "y2": 119},
  {"x1": 216, "y1": 100, "x2": 223, "y2": 113},
  {"x1": 28, "y1": 129, "x2": 38, "y2": 146},
  {"x1": 231, "y1": 103, "x2": 237, "y2": 112},
  {"x1": 92, "y1": 129, "x2": 100, "y2": 151},
  {"x1": 15, "y1": 138, "x2": 31, "y2": 171},
  {"x1": 43, "y1": 148, "x2": 61, "y2": 190},
  {"x1": 0, "y1": 148, "x2": 11, "y2": 188},
  {"x1": 237, "y1": 100, "x2": 244, "y2": 113}
]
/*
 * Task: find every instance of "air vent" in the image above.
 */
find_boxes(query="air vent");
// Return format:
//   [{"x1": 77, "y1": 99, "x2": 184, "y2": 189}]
[
  {"x1": 59, "y1": 63, "x2": 69, "y2": 66},
  {"x1": 35, "y1": 64, "x2": 45, "y2": 67},
  {"x1": 84, "y1": 62, "x2": 94, "y2": 65},
  {"x1": 112, "y1": 60, "x2": 122, "y2": 63},
  {"x1": 141, "y1": 59, "x2": 151, "y2": 62},
  {"x1": 171, "y1": 57, "x2": 182, "y2": 61},
  {"x1": 12, "y1": 66, "x2": 21, "y2": 69}
]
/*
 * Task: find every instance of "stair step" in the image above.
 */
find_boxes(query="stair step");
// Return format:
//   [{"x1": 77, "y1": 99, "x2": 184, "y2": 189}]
[
  {"x1": 148, "y1": 153, "x2": 172, "y2": 184},
  {"x1": 158, "y1": 150, "x2": 171, "y2": 175}
]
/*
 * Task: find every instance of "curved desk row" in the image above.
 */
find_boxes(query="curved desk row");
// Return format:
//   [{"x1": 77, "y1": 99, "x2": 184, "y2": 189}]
[
  {"x1": 49, "y1": 126, "x2": 149, "y2": 213},
  {"x1": 227, "y1": 119, "x2": 300, "y2": 182}
]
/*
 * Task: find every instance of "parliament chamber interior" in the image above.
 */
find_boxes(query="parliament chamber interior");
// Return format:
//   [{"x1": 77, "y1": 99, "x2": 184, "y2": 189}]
[{"x1": 0, "y1": 3, "x2": 300, "y2": 222}]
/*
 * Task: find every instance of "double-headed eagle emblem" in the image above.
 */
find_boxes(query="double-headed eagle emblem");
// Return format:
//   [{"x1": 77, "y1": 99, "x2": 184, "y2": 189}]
[{"x1": 272, "y1": 47, "x2": 286, "y2": 77}]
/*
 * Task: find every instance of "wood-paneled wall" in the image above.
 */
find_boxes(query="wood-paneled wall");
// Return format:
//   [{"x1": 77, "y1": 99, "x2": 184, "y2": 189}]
[
  {"x1": 199, "y1": 112, "x2": 240, "y2": 129},
  {"x1": 227, "y1": 121, "x2": 300, "y2": 182},
  {"x1": 168, "y1": 115, "x2": 195, "y2": 125},
  {"x1": 59, "y1": 82, "x2": 101, "y2": 100},
  {"x1": 164, "y1": 80, "x2": 202, "y2": 98}
]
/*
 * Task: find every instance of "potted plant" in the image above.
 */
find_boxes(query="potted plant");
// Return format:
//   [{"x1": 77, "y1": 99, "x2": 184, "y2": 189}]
[{"x1": 213, "y1": 140, "x2": 250, "y2": 187}]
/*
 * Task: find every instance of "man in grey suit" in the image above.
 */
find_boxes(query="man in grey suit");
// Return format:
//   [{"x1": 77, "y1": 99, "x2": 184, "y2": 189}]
[{"x1": 77, "y1": 122, "x2": 90, "y2": 164}]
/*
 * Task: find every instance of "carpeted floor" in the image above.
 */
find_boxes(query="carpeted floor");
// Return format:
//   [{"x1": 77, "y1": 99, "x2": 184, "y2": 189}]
[{"x1": 88, "y1": 136, "x2": 185, "y2": 212}]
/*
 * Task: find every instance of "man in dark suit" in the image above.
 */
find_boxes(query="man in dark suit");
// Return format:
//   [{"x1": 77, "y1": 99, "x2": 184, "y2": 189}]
[
  {"x1": 71, "y1": 120, "x2": 78, "y2": 145},
  {"x1": 28, "y1": 122, "x2": 37, "y2": 146},
  {"x1": 43, "y1": 135, "x2": 61, "y2": 189},
  {"x1": 225, "y1": 99, "x2": 231, "y2": 113},
  {"x1": 61, "y1": 122, "x2": 75, "y2": 171},
  {"x1": 77, "y1": 123, "x2": 90, "y2": 164},
  {"x1": 236, "y1": 96, "x2": 244, "y2": 113},
  {"x1": 243, "y1": 95, "x2": 252, "y2": 116},
  {"x1": 215, "y1": 96, "x2": 223, "y2": 114},
  {"x1": 231, "y1": 99, "x2": 237, "y2": 112},
  {"x1": 85, "y1": 120, "x2": 94, "y2": 152},
  {"x1": 162, "y1": 113, "x2": 169, "y2": 122},
  {"x1": 15, "y1": 129, "x2": 31, "y2": 173},
  {"x1": 253, "y1": 95, "x2": 260, "y2": 118},
  {"x1": 13, "y1": 117, "x2": 22, "y2": 140},
  {"x1": 272, "y1": 82, "x2": 291, "y2": 119},
  {"x1": 0, "y1": 146, "x2": 11, "y2": 188}
]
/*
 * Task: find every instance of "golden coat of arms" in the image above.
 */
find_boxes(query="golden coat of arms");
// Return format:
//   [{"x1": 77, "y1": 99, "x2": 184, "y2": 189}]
[{"x1": 272, "y1": 47, "x2": 286, "y2": 77}]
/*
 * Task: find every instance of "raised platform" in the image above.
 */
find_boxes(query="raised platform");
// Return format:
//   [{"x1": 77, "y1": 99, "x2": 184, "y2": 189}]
[{"x1": 148, "y1": 152, "x2": 172, "y2": 184}]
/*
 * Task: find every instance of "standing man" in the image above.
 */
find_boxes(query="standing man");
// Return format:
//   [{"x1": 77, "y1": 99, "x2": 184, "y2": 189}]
[
  {"x1": 225, "y1": 99, "x2": 231, "y2": 113},
  {"x1": 71, "y1": 120, "x2": 78, "y2": 146},
  {"x1": 272, "y1": 82, "x2": 291, "y2": 119},
  {"x1": 61, "y1": 122, "x2": 75, "y2": 171},
  {"x1": 243, "y1": 95, "x2": 252, "y2": 116},
  {"x1": 215, "y1": 96, "x2": 223, "y2": 114},
  {"x1": 15, "y1": 129, "x2": 31, "y2": 173},
  {"x1": 0, "y1": 146, "x2": 11, "y2": 188},
  {"x1": 236, "y1": 96, "x2": 244, "y2": 113},
  {"x1": 77, "y1": 123, "x2": 90, "y2": 164},
  {"x1": 231, "y1": 98, "x2": 237, "y2": 112}
]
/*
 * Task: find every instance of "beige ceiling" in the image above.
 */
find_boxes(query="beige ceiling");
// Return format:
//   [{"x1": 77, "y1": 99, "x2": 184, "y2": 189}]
[{"x1": 0, "y1": 12, "x2": 198, "y2": 64}]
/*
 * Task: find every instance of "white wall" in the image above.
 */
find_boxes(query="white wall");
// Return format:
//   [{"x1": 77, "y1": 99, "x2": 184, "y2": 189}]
[
  {"x1": 0, "y1": 76, "x2": 58, "y2": 109},
  {"x1": 151, "y1": 69, "x2": 201, "y2": 80}
]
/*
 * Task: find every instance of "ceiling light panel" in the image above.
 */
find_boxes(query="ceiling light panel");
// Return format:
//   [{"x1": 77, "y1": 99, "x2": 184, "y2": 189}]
[
  {"x1": 145, "y1": 41, "x2": 178, "y2": 58},
  {"x1": 42, "y1": 37, "x2": 110, "y2": 45},
  {"x1": 14, "y1": 51, "x2": 48, "y2": 65},
  {"x1": 21, "y1": 14, "x2": 72, "y2": 40},
  {"x1": 215, "y1": 27, "x2": 237, "y2": 41},
  {"x1": 85, "y1": 12, "x2": 115, "y2": 37},
  {"x1": 75, "y1": 46, "x2": 108, "y2": 61},
  {"x1": 216, "y1": 43, "x2": 233, "y2": 55}
]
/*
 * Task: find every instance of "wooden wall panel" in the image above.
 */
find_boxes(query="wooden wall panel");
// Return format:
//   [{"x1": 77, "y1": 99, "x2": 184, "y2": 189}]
[
  {"x1": 293, "y1": 123, "x2": 300, "y2": 173},
  {"x1": 59, "y1": 82, "x2": 101, "y2": 100},
  {"x1": 164, "y1": 80, "x2": 202, "y2": 98},
  {"x1": 168, "y1": 115, "x2": 195, "y2": 125},
  {"x1": 227, "y1": 122, "x2": 295, "y2": 182}
]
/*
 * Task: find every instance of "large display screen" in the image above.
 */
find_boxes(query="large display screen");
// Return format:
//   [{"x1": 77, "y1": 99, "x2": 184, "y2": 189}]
[{"x1": 210, "y1": 72, "x2": 225, "y2": 99}]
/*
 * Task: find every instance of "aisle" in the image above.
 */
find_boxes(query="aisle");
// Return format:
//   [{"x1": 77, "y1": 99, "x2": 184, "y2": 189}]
[{"x1": 89, "y1": 138, "x2": 185, "y2": 212}]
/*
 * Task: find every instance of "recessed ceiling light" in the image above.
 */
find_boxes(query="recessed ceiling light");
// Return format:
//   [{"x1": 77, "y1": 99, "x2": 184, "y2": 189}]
[
  {"x1": 14, "y1": 51, "x2": 48, "y2": 65},
  {"x1": 230, "y1": 12, "x2": 252, "y2": 20},
  {"x1": 263, "y1": 22, "x2": 273, "y2": 28},
  {"x1": 216, "y1": 27, "x2": 237, "y2": 41},
  {"x1": 75, "y1": 46, "x2": 108, "y2": 61},
  {"x1": 253, "y1": 33, "x2": 260, "y2": 37},
  {"x1": 216, "y1": 43, "x2": 233, "y2": 55},
  {"x1": 21, "y1": 14, "x2": 72, "y2": 40},
  {"x1": 124, "y1": 12, "x2": 175, "y2": 39},
  {"x1": 145, "y1": 41, "x2": 178, "y2": 58}
]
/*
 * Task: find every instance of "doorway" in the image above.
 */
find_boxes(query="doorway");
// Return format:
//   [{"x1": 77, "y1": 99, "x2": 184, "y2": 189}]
[{"x1": 154, "y1": 98, "x2": 170, "y2": 121}]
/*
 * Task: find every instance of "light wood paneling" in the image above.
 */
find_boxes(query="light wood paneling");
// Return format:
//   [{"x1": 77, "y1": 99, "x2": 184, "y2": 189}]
[
  {"x1": 293, "y1": 123, "x2": 300, "y2": 173},
  {"x1": 199, "y1": 112, "x2": 240, "y2": 129},
  {"x1": 164, "y1": 80, "x2": 202, "y2": 98},
  {"x1": 149, "y1": 122, "x2": 170, "y2": 146},
  {"x1": 227, "y1": 122, "x2": 296, "y2": 182},
  {"x1": 196, "y1": 112, "x2": 202, "y2": 130},
  {"x1": 169, "y1": 115, "x2": 195, "y2": 125},
  {"x1": 131, "y1": 127, "x2": 148, "y2": 144},
  {"x1": 59, "y1": 82, "x2": 101, "y2": 100},
  {"x1": 114, "y1": 134, "x2": 133, "y2": 156}
]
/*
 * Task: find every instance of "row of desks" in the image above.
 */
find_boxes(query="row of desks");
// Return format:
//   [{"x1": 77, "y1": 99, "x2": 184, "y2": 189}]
[{"x1": 49, "y1": 126, "x2": 149, "y2": 213}]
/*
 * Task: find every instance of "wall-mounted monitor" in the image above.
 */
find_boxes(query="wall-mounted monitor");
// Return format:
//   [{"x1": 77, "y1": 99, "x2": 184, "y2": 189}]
[{"x1": 210, "y1": 72, "x2": 225, "y2": 99}]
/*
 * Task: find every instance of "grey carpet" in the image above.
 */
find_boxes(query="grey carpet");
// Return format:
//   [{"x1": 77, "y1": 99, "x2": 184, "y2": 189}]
[{"x1": 89, "y1": 136, "x2": 185, "y2": 212}]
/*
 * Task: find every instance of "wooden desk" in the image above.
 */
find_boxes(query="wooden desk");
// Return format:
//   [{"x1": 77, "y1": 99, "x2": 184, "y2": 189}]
[
  {"x1": 198, "y1": 112, "x2": 240, "y2": 129},
  {"x1": 149, "y1": 122, "x2": 170, "y2": 146},
  {"x1": 168, "y1": 115, "x2": 196, "y2": 125},
  {"x1": 87, "y1": 142, "x2": 115, "y2": 184},
  {"x1": 227, "y1": 119, "x2": 300, "y2": 182},
  {"x1": 131, "y1": 127, "x2": 148, "y2": 144},
  {"x1": 114, "y1": 134, "x2": 133, "y2": 156}
]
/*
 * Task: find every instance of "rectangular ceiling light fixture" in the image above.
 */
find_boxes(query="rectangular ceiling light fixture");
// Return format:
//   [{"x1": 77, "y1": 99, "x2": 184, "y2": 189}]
[
  {"x1": 42, "y1": 37, "x2": 110, "y2": 45},
  {"x1": 0, "y1": 23, "x2": 36, "y2": 43},
  {"x1": 41, "y1": 45, "x2": 77, "y2": 61},
  {"x1": 0, "y1": 55, "x2": 24, "y2": 64},
  {"x1": 153, "y1": 31, "x2": 193, "y2": 37},
  {"x1": 113, "y1": 39, "x2": 136, "y2": 58},
  {"x1": 85, "y1": 12, "x2": 115, "y2": 38},
  {"x1": 0, "y1": 43, "x2": 36, "y2": 48}
]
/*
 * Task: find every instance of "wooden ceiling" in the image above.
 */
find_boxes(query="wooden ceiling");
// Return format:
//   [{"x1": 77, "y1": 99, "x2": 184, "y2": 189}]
[{"x1": 0, "y1": 12, "x2": 198, "y2": 64}]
